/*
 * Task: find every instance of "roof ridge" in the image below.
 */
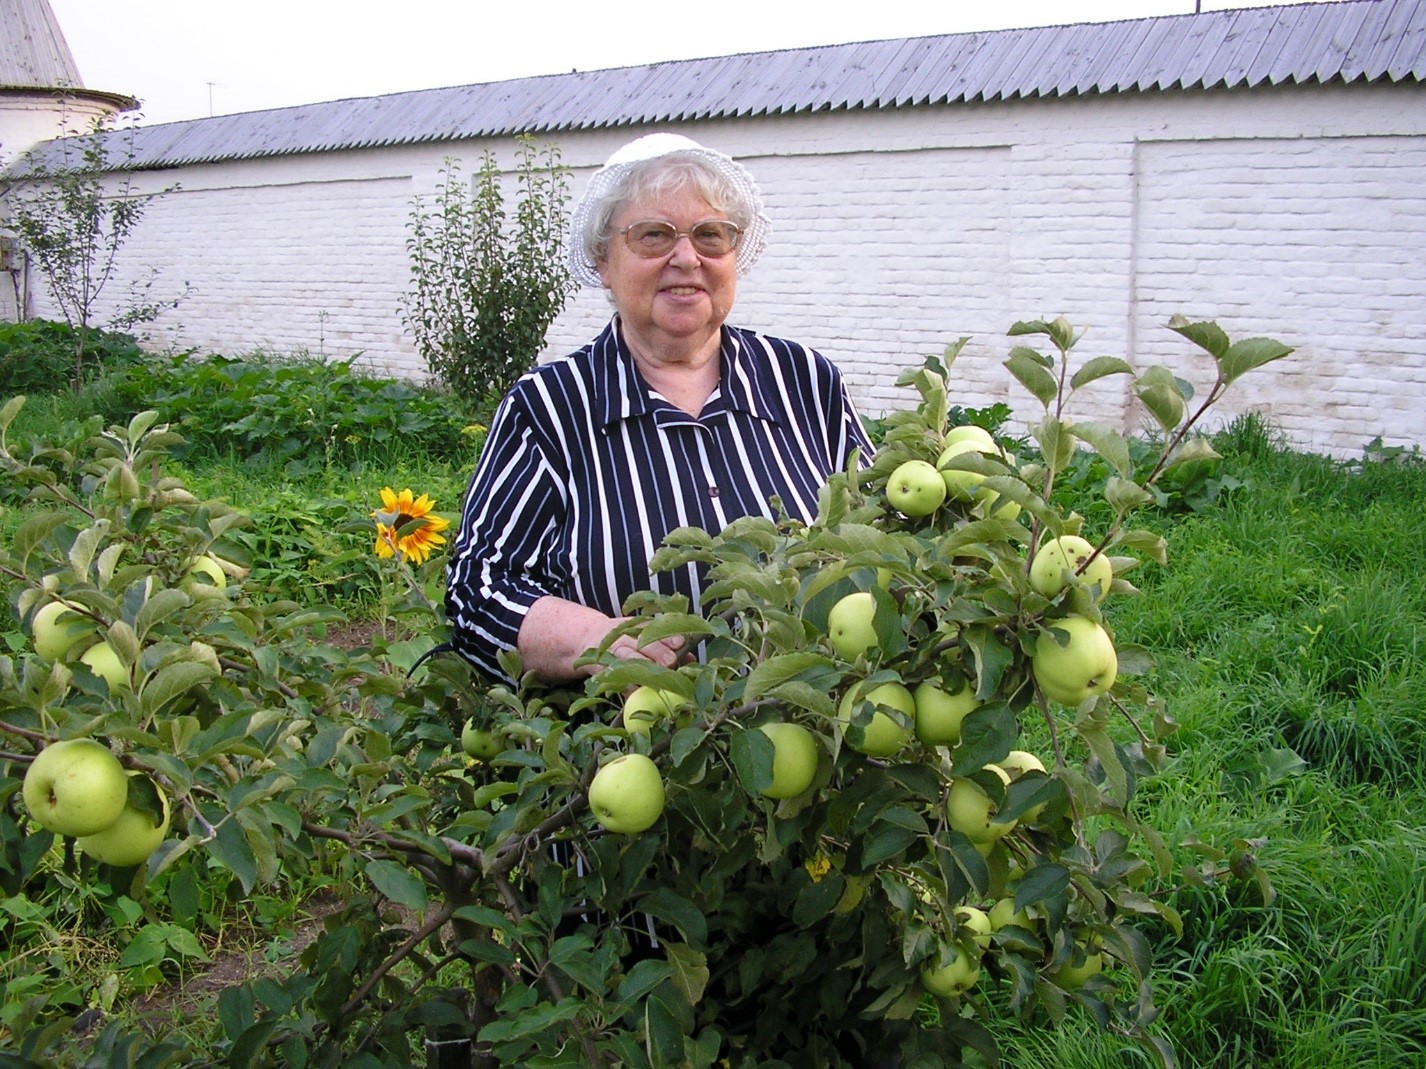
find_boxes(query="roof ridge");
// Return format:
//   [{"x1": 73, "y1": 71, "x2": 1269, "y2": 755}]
[{"x1": 15, "y1": 0, "x2": 1425, "y2": 171}]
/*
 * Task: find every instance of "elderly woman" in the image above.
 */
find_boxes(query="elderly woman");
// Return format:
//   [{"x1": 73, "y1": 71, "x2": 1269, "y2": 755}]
[{"x1": 446, "y1": 133, "x2": 872, "y2": 681}]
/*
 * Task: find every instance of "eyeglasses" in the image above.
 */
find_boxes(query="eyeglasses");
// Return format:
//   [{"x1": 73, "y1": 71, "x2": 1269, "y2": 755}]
[{"x1": 618, "y1": 219, "x2": 743, "y2": 258}]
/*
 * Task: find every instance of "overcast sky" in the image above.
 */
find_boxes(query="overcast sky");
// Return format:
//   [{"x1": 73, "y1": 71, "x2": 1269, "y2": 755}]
[{"x1": 49, "y1": 0, "x2": 1346, "y2": 127}]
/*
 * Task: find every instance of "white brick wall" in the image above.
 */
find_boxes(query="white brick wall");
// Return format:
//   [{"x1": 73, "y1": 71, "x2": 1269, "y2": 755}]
[{"x1": 13, "y1": 80, "x2": 1426, "y2": 456}]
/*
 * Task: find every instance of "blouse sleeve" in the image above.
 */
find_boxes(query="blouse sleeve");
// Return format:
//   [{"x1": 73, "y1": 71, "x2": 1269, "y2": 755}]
[
  {"x1": 445, "y1": 386, "x2": 567, "y2": 681},
  {"x1": 823, "y1": 354, "x2": 876, "y2": 471}
]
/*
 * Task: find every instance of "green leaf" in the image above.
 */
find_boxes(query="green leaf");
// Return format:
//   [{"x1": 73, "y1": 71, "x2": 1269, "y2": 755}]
[
  {"x1": 1068, "y1": 421, "x2": 1133, "y2": 479},
  {"x1": 793, "y1": 873, "x2": 846, "y2": 927},
  {"x1": 13, "y1": 511, "x2": 70, "y2": 564},
  {"x1": 632, "y1": 613, "x2": 716, "y2": 646},
  {"x1": 208, "y1": 815, "x2": 259, "y2": 893},
  {"x1": 1163, "y1": 436, "x2": 1221, "y2": 471},
  {"x1": 858, "y1": 825, "x2": 919, "y2": 868},
  {"x1": 126, "y1": 410, "x2": 163, "y2": 443},
  {"x1": 1014, "y1": 862, "x2": 1070, "y2": 905},
  {"x1": 745, "y1": 651, "x2": 834, "y2": 701},
  {"x1": 1004, "y1": 349, "x2": 1058, "y2": 406},
  {"x1": 218, "y1": 985, "x2": 257, "y2": 1042},
  {"x1": 618, "y1": 958, "x2": 676, "y2": 1006},
  {"x1": 0, "y1": 393, "x2": 26, "y2": 429},
  {"x1": 646, "y1": 990, "x2": 688, "y2": 1069},
  {"x1": 1070, "y1": 356, "x2": 1134, "y2": 389},
  {"x1": 1114, "y1": 528, "x2": 1168, "y2": 565},
  {"x1": 139, "y1": 661, "x2": 216, "y2": 721},
  {"x1": 364, "y1": 859, "x2": 429, "y2": 911},
  {"x1": 1218, "y1": 336, "x2": 1294, "y2": 384},
  {"x1": 963, "y1": 628, "x2": 1015, "y2": 700},
  {"x1": 729, "y1": 727, "x2": 775, "y2": 795},
  {"x1": 454, "y1": 904, "x2": 517, "y2": 938},
  {"x1": 1115, "y1": 642, "x2": 1155, "y2": 677},
  {"x1": 1167, "y1": 316, "x2": 1230, "y2": 358},
  {"x1": 1135, "y1": 366, "x2": 1186, "y2": 431},
  {"x1": 305, "y1": 723, "x2": 351, "y2": 766},
  {"x1": 950, "y1": 703, "x2": 1017, "y2": 775},
  {"x1": 664, "y1": 942, "x2": 709, "y2": 1006},
  {"x1": 1032, "y1": 415, "x2": 1077, "y2": 470},
  {"x1": 134, "y1": 587, "x2": 191, "y2": 639},
  {"x1": 637, "y1": 887, "x2": 708, "y2": 944},
  {"x1": 66, "y1": 519, "x2": 110, "y2": 577},
  {"x1": 1081, "y1": 726, "x2": 1128, "y2": 804},
  {"x1": 1104, "y1": 476, "x2": 1155, "y2": 515}
]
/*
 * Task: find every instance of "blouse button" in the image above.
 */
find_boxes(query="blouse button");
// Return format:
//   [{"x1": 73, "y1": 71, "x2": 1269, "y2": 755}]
[{"x1": 708, "y1": 485, "x2": 720, "y2": 498}]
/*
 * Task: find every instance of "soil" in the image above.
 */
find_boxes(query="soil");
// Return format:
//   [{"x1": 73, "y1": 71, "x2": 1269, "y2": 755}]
[
  {"x1": 125, "y1": 891, "x2": 347, "y2": 1028},
  {"x1": 324, "y1": 618, "x2": 385, "y2": 650}
]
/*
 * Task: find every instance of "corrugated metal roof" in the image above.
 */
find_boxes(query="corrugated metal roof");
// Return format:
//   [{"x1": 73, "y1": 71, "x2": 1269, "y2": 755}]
[
  {"x1": 0, "y1": 0, "x2": 82, "y2": 90},
  {"x1": 20, "y1": 0, "x2": 1426, "y2": 172}
]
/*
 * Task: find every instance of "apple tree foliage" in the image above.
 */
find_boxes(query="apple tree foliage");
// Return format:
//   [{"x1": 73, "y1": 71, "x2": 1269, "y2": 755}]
[{"x1": 0, "y1": 316, "x2": 1289, "y2": 1067}]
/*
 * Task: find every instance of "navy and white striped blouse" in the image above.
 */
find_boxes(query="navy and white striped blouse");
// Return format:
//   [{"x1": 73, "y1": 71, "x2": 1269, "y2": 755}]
[{"x1": 445, "y1": 318, "x2": 874, "y2": 681}]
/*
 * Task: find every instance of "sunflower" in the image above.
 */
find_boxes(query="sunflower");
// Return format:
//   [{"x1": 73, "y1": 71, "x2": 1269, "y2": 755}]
[{"x1": 373, "y1": 487, "x2": 450, "y2": 564}]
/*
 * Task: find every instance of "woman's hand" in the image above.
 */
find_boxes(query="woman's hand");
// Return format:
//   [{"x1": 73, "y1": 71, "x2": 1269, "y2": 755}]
[
  {"x1": 516, "y1": 596, "x2": 688, "y2": 682},
  {"x1": 604, "y1": 618, "x2": 686, "y2": 670}
]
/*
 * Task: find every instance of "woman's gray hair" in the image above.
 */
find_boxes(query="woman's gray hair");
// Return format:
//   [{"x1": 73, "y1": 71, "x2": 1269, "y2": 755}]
[{"x1": 568, "y1": 134, "x2": 770, "y2": 288}]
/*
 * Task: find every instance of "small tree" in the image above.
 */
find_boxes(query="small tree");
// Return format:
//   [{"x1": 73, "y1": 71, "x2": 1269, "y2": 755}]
[
  {"x1": 1, "y1": 112, "x2": 177, "y2": 390},
  {"x1": 402, "y1": 136, "x2": 574, "y2": 411}
]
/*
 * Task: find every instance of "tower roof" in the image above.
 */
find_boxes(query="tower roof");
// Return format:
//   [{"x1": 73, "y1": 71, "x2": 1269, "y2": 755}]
[{"x1": 0, "y1": 0, "x2": 84, "y2": 90}]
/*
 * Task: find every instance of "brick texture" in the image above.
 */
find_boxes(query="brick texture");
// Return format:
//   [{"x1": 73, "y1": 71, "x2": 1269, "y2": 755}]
[{"x1": 16, "y1": 82, "x2": 1425, "y2": 456}]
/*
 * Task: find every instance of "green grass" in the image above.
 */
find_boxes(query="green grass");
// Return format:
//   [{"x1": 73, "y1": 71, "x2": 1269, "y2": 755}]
[{"x1": 1016, "y1": 423, "x2": 1426, "y2": 1069}]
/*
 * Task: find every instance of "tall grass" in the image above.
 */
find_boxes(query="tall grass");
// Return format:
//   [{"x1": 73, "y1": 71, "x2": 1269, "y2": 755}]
[{"x1": 1018, "y1": 418, "x2": 1426, "y2": 1068}]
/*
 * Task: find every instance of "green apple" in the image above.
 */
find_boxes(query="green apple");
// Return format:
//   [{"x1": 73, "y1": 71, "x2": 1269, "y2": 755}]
[
  {"x1": 942, "y1": 425, "x2": 998, "y2": 451},
  {"x1": 885, "y1": 459, "x2": 947, "y2": 518},
  {"x1": 826, "y1": 591, "x2": 879, "y2": 661},
  {"x1": 30, "y1": 600, "x2": 96, "y2": 662},
  {"x1": 461, "y1": 720, "x2": 502, "y2": 759},
  {"x1": 912, "y1": 680, "x2": 978, "y2": 747},
  {"x1": 839, "y1": 682, "x2": 914, "y2": 757},
  {"x1": 946, "y1": 765, "x2": 1013, "y2": 844},
  {"x1": 936, "y1": 438, "x2": 1002, "y2": 501},
  {"x1": 988, "y1": 896, "x2": 1033, "y2": 932},
  {"x1": 921, "y1": 945, "x2": 981, "y2": 997},
  {"x1": 621, "y1": 686, "x2": 683, "y2": 733},
  {"x1": 184, "y1": 553, "x2": 228, "y2": 590},
  {"x1": 80, "y1": 641, "x2": 129, "y2": 690},
  {"x1": 999, "y1": 749, "x2": 1046, "y2": 778},
  {"x1": 588, "y1": 753, "x2": 665, "y2": 834},
  {"x1": 76, "y1": 773, "x2": 170, "y2": 866},
  {"x1": 999, "y1": 749, "x2": 1049, "y2": 822},
  {"x1": 1054, "y1": 945, "x2": 1105, "y2": 988},
  {"x1": 1029, "y1": 535, "x2": 1113, "y2": 601},
  {"x1": 954, "y1": 905, "x2": 993, "y2": 949},
  {"x1": 1031, "y1": 616, "x2": 1118, "y2": 706},
  {"x1": 758, "y1": 721, "x2": 820, "y2": 799},
  {"x1": 21, "y1": 738, "x2": 130, "y2": 837},
  {"x1": 940, "y1": 428, "x2": 1021, "y2": 519}
]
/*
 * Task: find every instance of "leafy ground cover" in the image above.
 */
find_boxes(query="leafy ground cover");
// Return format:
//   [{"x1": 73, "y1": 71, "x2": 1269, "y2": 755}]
[{"x1": 1, "y1": 330, "x2": 1423, "y2": 1067}]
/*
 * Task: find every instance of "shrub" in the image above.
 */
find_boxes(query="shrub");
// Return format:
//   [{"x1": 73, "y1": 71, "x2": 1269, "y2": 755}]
[
  {"x1": 96, "y1": 351, "x2": 484, "y2": 469},
  {"x1": 401, "y1": 137, "x2": 574, "y2": 414},
  {"x1": 0, "y1": 320, "x2": 145, "y2": 396}
]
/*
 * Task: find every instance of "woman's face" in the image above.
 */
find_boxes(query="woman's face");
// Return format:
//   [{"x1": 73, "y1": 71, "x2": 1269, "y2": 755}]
[{"x1": 597, "y1": 184, "x2": 738, "y2": 363}]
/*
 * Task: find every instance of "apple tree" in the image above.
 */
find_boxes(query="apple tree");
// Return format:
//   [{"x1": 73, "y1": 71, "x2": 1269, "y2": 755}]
[{"x1": 0, "y1": 315, "x2": 1289, "y2": 1067}]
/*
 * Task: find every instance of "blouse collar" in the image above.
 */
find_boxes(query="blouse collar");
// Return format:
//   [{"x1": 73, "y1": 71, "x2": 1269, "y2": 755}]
[{"x1": 591, "y1": 318, "x2": 787, "y2": 430}]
